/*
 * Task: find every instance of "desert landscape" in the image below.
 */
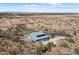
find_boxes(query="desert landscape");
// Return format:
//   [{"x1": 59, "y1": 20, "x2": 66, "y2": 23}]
[{"x1": 0, "y1": 13, "x2": 79, "y2": 55}]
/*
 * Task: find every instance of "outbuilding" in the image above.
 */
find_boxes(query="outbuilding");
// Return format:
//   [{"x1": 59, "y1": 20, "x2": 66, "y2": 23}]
[{"x1": 27, "y1": 31, "x2": 49, "y2": 42}]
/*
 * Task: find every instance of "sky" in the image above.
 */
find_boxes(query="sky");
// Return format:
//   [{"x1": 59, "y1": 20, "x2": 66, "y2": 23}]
[{"x1": 0, "y1": 3, "x2": 79, "y2": 13}]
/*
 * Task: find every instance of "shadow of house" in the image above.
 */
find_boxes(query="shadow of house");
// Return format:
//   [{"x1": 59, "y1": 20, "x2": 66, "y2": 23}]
[{"x1": 50, "y1": 32, "x2": 72, "y2": 38}]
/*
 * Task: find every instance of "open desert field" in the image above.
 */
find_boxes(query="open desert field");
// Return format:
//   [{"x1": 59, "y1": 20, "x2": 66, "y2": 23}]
[{"x1": 0, "y1": 13, "x2": 79, "y2": 55}]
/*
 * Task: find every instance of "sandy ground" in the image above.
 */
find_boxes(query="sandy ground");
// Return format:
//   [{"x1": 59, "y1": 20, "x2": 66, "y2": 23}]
[{"x1": 41, "y1": 36, "x2": 66, "y2": 44}]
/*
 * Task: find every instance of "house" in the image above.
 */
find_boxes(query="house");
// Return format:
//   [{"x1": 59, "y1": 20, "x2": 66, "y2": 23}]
[{"x1": 27, "y1": 32, "x2": 49, "y2": 42}]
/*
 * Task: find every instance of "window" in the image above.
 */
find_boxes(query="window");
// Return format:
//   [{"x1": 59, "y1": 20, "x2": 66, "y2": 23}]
[{"x1": 37, "y1": 34, "x2": 46, "y2": 37}]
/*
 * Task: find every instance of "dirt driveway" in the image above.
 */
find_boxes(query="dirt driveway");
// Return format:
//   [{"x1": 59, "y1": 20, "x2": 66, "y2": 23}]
[{"x1": 41, "y1": 36, "x2": 66, "y2": 44}]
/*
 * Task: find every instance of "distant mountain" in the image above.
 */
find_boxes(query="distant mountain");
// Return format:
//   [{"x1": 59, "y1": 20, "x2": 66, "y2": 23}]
[{"x1": 0, "y1": 12, "x2": 79, "y2": 16}]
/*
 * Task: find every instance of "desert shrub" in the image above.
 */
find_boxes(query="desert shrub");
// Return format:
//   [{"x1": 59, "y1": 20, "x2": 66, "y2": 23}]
[
  {"x1": 74, "y1": 48, "x2": 79, "y2": 55},
  {"x1": 49, "y1": 33, "x2": 55, "y2": 38},
  {"x1": 46, "y1": 42, "x2": 56, "y2": 50},
  {"x1": 35, "y1": 42, "x2": 56, "y2": 54},
  {"x1": 42, "y1": 46, "x2": 48, "y2": 52},
  {"x1": 60, "y1": 42, "x2": 69, "y2": 48},
  {"x1": 9, "y1": 50, "x2": 20, "y2": 55},
  {"x1": 35, "y1": 46, "x2": 44, "y2": 55},
  {"x1": 0, "y1": 29, "x2": 2, "y2": 31},
  {"x1": 53, "y1": 29, "x2": 57, "y2": 32},
  {"x1": 73, "y1": 30, "x2": 77, "y2": 36},
  {"x1": 44, "y1": 28, "x2": 49, "y2": 32},
  {"x1": 65, "y1": 37, "x2": 75, "y2": 43},
  {"x1": 16, "y1": 24, "x2": 26, "y2": 30}
]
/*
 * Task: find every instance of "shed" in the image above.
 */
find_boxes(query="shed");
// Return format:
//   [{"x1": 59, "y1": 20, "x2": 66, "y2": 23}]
[{"x1": 27, "y1": 32, "x2": 49, "y2": 42}]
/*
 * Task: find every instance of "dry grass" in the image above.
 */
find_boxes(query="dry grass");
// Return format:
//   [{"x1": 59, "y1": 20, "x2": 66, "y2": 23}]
[{"x1": 0, "y1": 14, "x2": 79, "y2": 54}]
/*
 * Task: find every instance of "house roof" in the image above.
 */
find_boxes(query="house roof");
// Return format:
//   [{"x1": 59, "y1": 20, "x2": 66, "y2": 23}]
[{"x1": 28, "y1": 32, "x2": 49, "y2": 41}]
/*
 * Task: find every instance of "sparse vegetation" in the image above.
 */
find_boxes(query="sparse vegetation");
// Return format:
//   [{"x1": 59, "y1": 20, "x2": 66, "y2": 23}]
[
  {"x1": 35, "y1": 45, "x2": 46, "y2": 55},
  {"x1": 74, "y1": 48, "x2": 79, "y2": 55},
  {"x1": 0, "y1": 13, "x2": 79, "y2": 54},
  {"x1": 46, "y1": 42, "x2": 56, "y2": 50},
  {"x1": 65, "y1": 37, "x2": 75, "y2": 43},
  {"x1": 60, "y1": 42, "x2": 69, "y2": 48},
  {"x1": 35, "y1": 42, "x2": 56, "y2": 54}
]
